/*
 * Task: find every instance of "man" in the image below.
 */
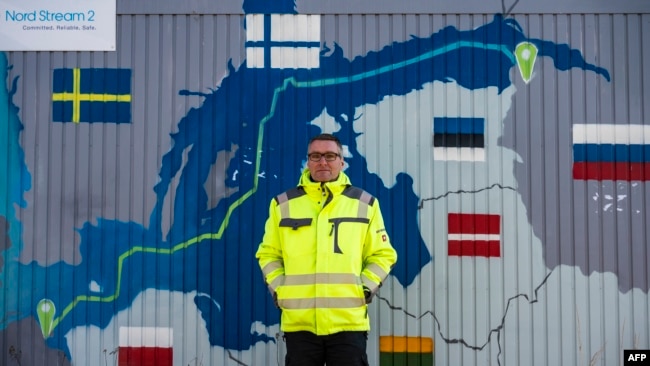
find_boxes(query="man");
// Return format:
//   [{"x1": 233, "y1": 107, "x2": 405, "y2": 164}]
[{"x1": 256, "y1": 133, "x2": 397, "y2": 365}]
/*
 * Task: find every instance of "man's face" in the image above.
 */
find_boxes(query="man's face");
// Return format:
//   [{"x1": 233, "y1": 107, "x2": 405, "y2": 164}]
[{"x1": 307, "y1": 140, "x2": 344, "y2": 182}]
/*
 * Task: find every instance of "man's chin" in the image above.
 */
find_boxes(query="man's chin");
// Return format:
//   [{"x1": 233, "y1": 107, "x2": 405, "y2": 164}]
[{"x1": 313, "y1": 172, "x2": 332, "y2": 181}]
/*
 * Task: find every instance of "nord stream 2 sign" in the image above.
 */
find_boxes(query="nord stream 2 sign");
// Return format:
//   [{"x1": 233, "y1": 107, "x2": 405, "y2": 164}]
[{"x1": 0, "y1": 0, "x2": 115, "y2": 51}]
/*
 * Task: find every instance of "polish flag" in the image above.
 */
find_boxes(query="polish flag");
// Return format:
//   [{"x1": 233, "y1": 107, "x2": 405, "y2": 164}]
[
  {"x1": 447, "y1": 213, "x2": 501, "y2": 257},
  {"x1": 119, "y1": 327, "x2": 173, "y2": 366}
]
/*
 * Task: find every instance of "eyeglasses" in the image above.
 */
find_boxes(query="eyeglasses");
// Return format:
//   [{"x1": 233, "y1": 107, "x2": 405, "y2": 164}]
[{"x1": 308, "y1": 152, "x2": 340, "y2": 162}]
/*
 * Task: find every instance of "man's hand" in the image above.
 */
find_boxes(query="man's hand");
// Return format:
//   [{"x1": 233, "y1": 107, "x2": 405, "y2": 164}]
[{"x1": 363, "y1": 286, "x2": 373, "y2": 304}]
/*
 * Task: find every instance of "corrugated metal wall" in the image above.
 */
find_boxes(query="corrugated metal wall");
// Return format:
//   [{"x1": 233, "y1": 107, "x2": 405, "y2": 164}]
[{"x1": 1, "y1": 5, "x2": 649, "y2": 366}]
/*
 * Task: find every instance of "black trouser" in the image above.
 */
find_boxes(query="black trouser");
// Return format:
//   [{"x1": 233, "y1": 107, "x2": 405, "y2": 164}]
[{"x1": 284, "y1": 331, "x2": 369, "y2": 366}]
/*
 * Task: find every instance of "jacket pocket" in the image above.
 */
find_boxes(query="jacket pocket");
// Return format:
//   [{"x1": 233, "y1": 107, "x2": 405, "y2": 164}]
[
  {"x1": 279, "y1": 218, "x2": 312, "y2": 230},
  {"x1": 329, "y1": 217, "x2": 370, "y2": 254}
]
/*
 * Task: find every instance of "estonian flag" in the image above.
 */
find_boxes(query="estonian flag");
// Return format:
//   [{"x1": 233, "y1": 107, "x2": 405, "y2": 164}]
[
  {"x1": 118, "y1": 327, "x2": 173, "y2": 366},
  {"x1": 447, "y1": 213, "x2": 501, "y2": 257},
  {"x1": 433, "y1": 117, "x2": 485, "y2": 161},
  {"x1": 52, "y1": 68, "x2": 132, "y2": 124},
  {"x1": 245, "y1": 14, "x2": 320, "y2": 69},
  {"x1": 573, "y1": 124, "x2": 650, "y2": 181}
]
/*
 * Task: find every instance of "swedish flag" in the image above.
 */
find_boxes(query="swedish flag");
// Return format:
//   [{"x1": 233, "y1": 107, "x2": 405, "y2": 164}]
[{"x1": 52, "y1": 68, "x2": 132, "y2": 124}]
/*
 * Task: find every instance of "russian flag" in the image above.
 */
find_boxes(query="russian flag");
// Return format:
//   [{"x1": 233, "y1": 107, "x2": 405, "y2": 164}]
[
  {"x1": 433, "y1": 117, "x2": 485, "y2": 161},
  {"x1": 447, "y1": 213, "x2": 501, "y2": 257},
  {"x1": 379, "y1": 336, "x2": 433, "y2": 366},
  {"x1": 573, "y1": 124, "x2": 650, "y2": 181},
  {"x1": 118, "y1": 327, "x2": 173, "y2": 366}
]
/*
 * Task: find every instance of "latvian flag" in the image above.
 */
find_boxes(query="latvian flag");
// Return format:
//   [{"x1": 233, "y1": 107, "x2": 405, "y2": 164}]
[
  {"x1": 448, "y1": 213, "x2": 501, "y2": 257},
  {"x1": 245, "y1": 14, "x2": 320, "y2": 69},
  {"x1": 119, "y1": 327, "x2": 173, "y2": 366},
  {"x1": 573, "y1": 124, "x2": 650, "y2": 181},
  {"x1": 433, "y1": 117, "x2": 485, "y2": 161},
  {"x1": 379, "y1": 336, "x2": 433, "y2": 366}
]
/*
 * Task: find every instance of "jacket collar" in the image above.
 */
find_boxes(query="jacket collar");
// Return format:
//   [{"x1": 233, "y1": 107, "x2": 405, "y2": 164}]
[{"x1": 298, "y1": 168, "x2": 351, "y2": 196}]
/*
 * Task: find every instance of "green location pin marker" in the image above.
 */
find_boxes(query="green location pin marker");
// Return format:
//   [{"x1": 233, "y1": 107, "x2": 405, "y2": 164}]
[
  {"x1": 36, "y1": 299, "x2": 56, "y2": 338},
  {"x1": 515, "y1": 42, "x2": 538, "y2": 83}
]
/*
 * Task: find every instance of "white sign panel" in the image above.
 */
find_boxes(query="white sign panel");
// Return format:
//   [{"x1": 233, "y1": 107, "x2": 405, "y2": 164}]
[{"x1": 0, "y1": 0, "x2": 115, "y2": 51}]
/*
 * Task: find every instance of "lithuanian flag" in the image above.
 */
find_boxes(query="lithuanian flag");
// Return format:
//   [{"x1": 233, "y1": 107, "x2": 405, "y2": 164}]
[{"x1": 379, "y1": 336, "x2": 434, "y2": 366}]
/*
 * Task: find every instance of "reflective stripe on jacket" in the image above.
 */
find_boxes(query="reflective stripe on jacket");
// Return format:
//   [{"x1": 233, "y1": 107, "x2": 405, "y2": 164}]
[{"x1": 256, "y1": 169, "x2": 397, "y2": 335}]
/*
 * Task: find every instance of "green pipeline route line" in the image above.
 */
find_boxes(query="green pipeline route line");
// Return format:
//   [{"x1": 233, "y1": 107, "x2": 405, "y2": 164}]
[{"x1": 45, "y1": 41, "x2": 515, "y2": 335}]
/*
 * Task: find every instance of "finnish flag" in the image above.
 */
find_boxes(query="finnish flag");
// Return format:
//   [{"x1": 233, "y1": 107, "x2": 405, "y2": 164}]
[{"x1": 245, "y1": 14, "x2": 320, "y2": 69}]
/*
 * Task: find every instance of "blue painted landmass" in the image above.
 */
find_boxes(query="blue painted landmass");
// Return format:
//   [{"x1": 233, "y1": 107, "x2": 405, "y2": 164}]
[
  {"x1": 0, "y1": 15, "x2": 609, "y2": 358},
  {"x1": 0, "y1": 52, "x2": 32, "y2": 326}
]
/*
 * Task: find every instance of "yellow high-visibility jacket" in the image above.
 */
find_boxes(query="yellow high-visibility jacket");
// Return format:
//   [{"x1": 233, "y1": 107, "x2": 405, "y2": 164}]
[{"x1": 256, "y1": 169, "x2": 397, "y2": 335}]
